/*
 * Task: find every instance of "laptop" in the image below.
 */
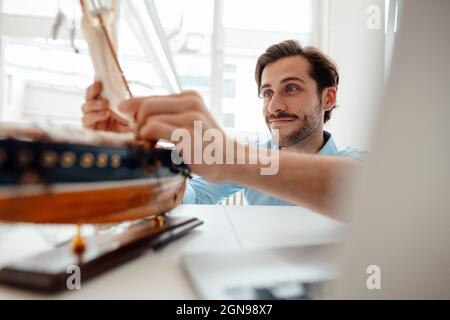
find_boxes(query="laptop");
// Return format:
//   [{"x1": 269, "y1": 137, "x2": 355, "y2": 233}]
[
  {"x1": 182, "y1": 244, "x2": 338, "y2": 299},
  {"x1": 182, "y1": 0, "x2": 450, "y2": 299}
]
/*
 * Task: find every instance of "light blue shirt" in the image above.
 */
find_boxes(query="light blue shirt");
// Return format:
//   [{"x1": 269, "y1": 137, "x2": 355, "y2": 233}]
[{"x1": 182, "y1": 131, "x2": 366, "y2": 206}]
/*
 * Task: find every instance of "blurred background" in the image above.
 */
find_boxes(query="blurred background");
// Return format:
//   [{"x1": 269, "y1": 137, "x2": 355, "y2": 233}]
[{"x1": 0, "y1": 0, "x2": 395, "y2": 150}]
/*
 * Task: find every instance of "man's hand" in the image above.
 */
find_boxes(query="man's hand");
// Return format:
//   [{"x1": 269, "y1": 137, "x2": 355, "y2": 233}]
[
  {"x1": 81, "y1": 81, "x2": 132, "y2": 133},
  {"x1": 118, "y1": 91, "x2": 233, "y2": 181}
]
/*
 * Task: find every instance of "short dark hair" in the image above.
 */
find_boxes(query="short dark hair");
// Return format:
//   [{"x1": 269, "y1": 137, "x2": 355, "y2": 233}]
[{"x1": 255, "y1": 40, "x2": 339, "y2": 123}]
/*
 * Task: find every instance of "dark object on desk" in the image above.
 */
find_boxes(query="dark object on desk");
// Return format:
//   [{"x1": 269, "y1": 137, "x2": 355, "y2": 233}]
[
  {"x1": 0, "y1": 215, "x2": 202, "y2": 292},
  {"x1": 226, "y1": 279, "x2": 332, "y2": 300}
]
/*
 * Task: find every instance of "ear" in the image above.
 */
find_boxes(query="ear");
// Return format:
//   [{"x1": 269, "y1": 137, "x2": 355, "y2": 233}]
[{"x1": 321, "y1": 87, "x2": 337, "y2": 111}]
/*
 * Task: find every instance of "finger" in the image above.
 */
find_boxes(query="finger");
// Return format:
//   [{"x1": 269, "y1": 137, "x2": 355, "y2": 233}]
[
  {"x1": 136, "y1": 111, "x2": 204, "y2": 134},
  {"x1": 117, "y1": 97, "x2": 146, "y2": 115},
  {"x1": 81, "y1": 111, "x2": 109, "y2": 128},
  {"x1": 136, "y1": 112, "x2": 212, "y2": 147},
  {"x1": 118, "y1": 92, "x2": 202, "y2": 117},
  {"x1": 81, "y1": 99, "x2": 109, "y2": 114},
  {"x1": 117, "y1": 96, "x2": 177, "y2": 128},
  {"x1": 178, "y1": 90, "x2": 202, "y2": 98},
  {"x1": 117, "y1": 93, "x2": 196, "y2": 114},
  {"x1": 108, "y1": 109, "x2": 131, "y2": 126},
  {"x1": 115, "y1": 122, "x2": 134, "y2": 133},
  {"x1": 94, "y1": 121, "x2": 108, "y2": 131},
  {"x1": 137, "y1": 96, "x2": 204, "y2": 129},
  {"x1": 139, "y1": 120, "x2": 177, "y2": 142},
  {"x1": 85, "y1": 81, "x2": 102, "y2": 100}
]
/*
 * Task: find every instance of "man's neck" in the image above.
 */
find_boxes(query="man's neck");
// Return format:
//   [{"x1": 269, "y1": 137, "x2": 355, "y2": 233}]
[{"x1": 280, "y1": 128, "x2": 325, "y2": 154}]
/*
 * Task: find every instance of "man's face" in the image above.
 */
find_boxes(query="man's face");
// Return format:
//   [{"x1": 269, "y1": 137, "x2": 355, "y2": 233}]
[{"x1": 260, "y1": 56, "x2": 324, "y2": 147}]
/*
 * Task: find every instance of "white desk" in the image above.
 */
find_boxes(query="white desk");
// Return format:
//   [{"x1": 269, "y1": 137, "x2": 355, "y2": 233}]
[{"x1": 0, "y1": 205, "x2": 345, "y2": 299}]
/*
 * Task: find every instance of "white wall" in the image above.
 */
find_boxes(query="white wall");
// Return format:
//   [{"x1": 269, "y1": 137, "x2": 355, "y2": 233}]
[
  {"x1": 0, "y1": 39, "x2": 5, "y2": 119},
  {"x1": 324, "y1": 0, "x2": 386, "y2": 150},
  {"x1": 0, "y1": 0, "x2": 5, "y2": 118}
]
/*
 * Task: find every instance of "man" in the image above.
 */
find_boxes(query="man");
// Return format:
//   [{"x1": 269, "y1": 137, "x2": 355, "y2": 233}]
[{"x1": 82, "y1": 40, "x2": 365, "y2": 218}]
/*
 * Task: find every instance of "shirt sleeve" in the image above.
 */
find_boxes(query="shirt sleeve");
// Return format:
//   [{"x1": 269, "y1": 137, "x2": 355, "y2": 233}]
[{"x1": 182, "y1": 175, "x2": 244, "y2": 204}]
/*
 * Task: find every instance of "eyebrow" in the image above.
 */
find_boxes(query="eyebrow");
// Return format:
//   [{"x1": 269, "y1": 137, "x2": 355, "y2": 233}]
[{"x1": 260, "y1": 76, "x2": 306, "y2": 90}]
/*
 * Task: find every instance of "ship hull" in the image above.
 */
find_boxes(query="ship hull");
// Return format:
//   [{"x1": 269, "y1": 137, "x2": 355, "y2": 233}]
[{"x1": 0, "y1": 175, "x2": 186, "y2": 224}]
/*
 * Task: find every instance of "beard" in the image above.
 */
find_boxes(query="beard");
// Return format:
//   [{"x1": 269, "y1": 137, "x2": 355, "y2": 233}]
[{"x1": 265, "y1": 103, "x2": 322, "y2": 148}]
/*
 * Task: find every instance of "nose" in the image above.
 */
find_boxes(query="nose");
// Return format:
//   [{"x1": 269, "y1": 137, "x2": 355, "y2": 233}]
[{"x1": 266, "y1": 91, "x2": 287, "y2": 114}]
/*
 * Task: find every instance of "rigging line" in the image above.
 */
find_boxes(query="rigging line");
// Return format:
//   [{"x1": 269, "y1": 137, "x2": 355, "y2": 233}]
[{"x1": 81, "y1": 0, "x2": 133, "y2": 98}]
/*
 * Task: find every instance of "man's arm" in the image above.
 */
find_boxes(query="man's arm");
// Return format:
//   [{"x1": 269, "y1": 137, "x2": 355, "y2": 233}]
[
  {"x1": 118, "y1": 91, "x2": 360, "y2": 218},
  {"x1": 222, "y1": 146, "x2": 358, "y2": 218},
  {"x1": 183, "y1": 177, "x2": 244, "y2": 204}
]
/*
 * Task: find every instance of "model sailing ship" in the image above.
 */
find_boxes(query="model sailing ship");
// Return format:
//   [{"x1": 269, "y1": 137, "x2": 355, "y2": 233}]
[{"x1": 0, "y1": 0, "x2": 200, "y2": 291}]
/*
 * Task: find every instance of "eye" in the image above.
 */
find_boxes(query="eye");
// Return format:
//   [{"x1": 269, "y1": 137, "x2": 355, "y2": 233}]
[
  {"x1": 285, "y1": 84, "x2": 300, "y2": 94},
  {"x1": 261, "y1": 90, "x2": 274, "y2": 99}
]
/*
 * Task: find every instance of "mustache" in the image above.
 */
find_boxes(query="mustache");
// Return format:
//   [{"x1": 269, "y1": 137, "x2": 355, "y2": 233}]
[{"x1": 266, "y1": 112, "x2": 300, "y2": 122}]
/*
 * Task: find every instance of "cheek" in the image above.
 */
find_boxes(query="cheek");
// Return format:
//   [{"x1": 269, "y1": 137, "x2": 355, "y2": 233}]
[
  {"x1": 289, "y1": 93, "x2": 319, "y2": 111},
  {"x1": 262, "y1": 105, "x2": 269, "y2": 117},
  {"x1": 286, "y1": 95, "x2": 307, "y2": 113}
]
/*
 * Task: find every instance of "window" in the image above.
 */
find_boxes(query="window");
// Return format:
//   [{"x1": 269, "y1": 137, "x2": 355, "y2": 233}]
[
  {"x1": 0, "y1": 0, "x2": 178, "y2": 125},
  {"x1": 0, "y1": 0, "x2": 317, "y2": 139},
  {"x1": 155, "y1": 0, "x2": 317, "y2": 138},
  {"x1": 221, "y1": 0, "x2": 316, "y2": 135},
  {"x1": 154, "y1": 0, "x2": 214, "y2": 105}
]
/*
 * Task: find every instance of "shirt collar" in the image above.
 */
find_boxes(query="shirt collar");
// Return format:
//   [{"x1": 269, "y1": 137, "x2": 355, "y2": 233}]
[{"x1": 318, "y1": 131, "x2": 338, "y2": 155}]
